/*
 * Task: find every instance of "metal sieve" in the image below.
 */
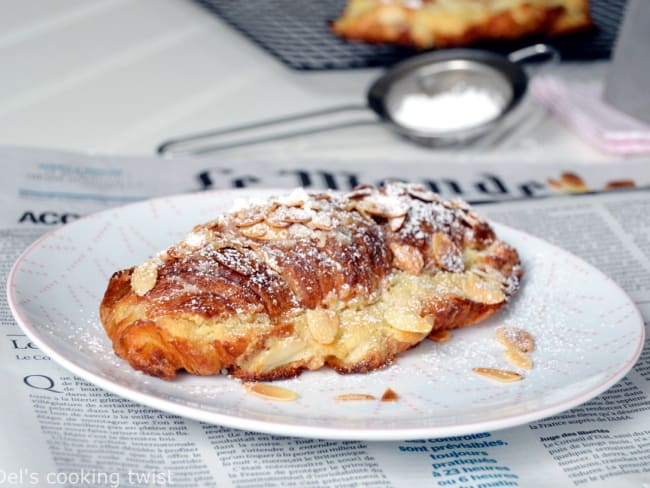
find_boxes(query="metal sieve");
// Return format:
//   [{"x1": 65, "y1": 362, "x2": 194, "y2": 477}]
[{"x1": 157, "y1": 44, "x2": 558, "y2": 156}]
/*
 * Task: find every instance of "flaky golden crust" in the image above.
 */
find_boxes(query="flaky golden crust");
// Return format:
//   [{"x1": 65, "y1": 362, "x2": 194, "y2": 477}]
[
  {"x1": 331, "y1": 0, "x2": 592, "y2": 49},
  {"x1": 100, "y1": 184, "x2": 522, "y2": 380}
]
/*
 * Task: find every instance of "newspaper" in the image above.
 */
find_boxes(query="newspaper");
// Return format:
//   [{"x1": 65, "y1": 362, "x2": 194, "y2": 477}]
[{"x1": 1, "y1": 146, "x2": 649, "y2": 488}]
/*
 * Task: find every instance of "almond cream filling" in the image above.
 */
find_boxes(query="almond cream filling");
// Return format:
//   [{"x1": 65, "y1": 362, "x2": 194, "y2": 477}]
[{"x1": 149, "y1": 265, "x2": 506, "y2": 376}]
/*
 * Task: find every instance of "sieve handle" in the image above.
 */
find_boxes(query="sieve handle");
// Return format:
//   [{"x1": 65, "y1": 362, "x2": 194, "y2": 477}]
[
  {"x1": 507, "y1": 43, "x2": 561, "y2": 65},
  {"x1": 157, "y1": 104, "x2": 372, "y2": 157}
]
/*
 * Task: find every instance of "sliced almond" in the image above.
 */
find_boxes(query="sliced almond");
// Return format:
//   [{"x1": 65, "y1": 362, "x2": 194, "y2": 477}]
[
  {"x1": 390, "y1": 242, "x2": 424, "y2": 275},
  {"x1": 347, "y1": 185, "x2": 374, "y2": 199},
  {"x1": 131, "y1": 260, "x2": 158, "y2": 296},
  {"x1": 315, "y1": 193, "x2": 332, "y2": 201},
  {"x1": 391, "y1": 329, "x2": 426, "y2": 345},
  {"x1": 388, "y1": 215, "x2": 406, "y2": 232},
  {"x1": 258, "y1": 227, "x2": 290, "y2": 241},
  {"x1": 407, "y1": 186, "x2": 440, "y2": 202},
  {"x1": 380, "y1": 388, "x2": 399, "y2": 402},
  {"x1": 431, "y1": 232, "x2": 464, "y2": 272},
  {"x1": 233, "y1": 212, "x2": 265, "y2": 228},
  {"x1": 496, "y1": 326, "x2": 535, "y2": 353},
  {"x1": 502, "y1": 348, "x2": 533, "y2": 370},
  {"x1": 181, "y1": 229, "x2": 208, "y2": 249},
  {"x1": 278, "y1": 207, "x2": 313, "y2": 225},
  {"x1": 462, "y1": 273, "x2": 506, "y2": 305},
  {"x1": 277, "y1": 188, "x2": 309, "y2": 207},
  {"x1": 383, "y1": 276, "x2": 432, "y2": 334},
  {"x1": 471, "y1": 266, "x2": 509, "y2": 287},
  {"x1": 459, "y1": 210, "x2": 481, "y2": 227},
  {"x1": 257, "y1": 339, "x2": 308, "y2": 373},
  {"x1": 334, "y1": 393, "x2": 375, "y2": 401},
  {"x1": 239, "y1": 223, "x2": 268, "y2": 238},
  {"x1": 309, "y1": 213, "x2": 333, "y2": 231},
  {"x1": 449, "y1": 199, "x2": 470, "y2": 211},
  {"x1": 265, "y1": 210, "x2": 292, "y2": 228},
  {"x1": 243, "y1": 383, "x2": 299, "y2": 401},
  {"x1": 429, "y1": 329, "x2": 452, "y2": 343},
  {"x1": 385, "y1": 307, "x2": 432, "y2": 334},
  {"x1": 472, "y1": 367, "x2": 523, "y2": 383},
  {"x1": 355, "y1": 195, "x2": 409, "y2": 218},
  {"x1": 306, "y1": 308, "x2": 339, "y2": 345}
]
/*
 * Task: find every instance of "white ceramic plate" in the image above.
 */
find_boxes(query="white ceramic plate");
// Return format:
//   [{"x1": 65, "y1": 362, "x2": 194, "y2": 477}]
[{"x1": 7, "y1": 189, "x2": 644, "y2": 440}]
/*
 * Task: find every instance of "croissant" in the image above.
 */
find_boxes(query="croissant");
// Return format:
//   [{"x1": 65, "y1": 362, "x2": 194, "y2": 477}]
[
  {"x1": 331, "y1": 0, "x2": 592, "y2": 50},
  {"x1": 100, "y1": 183, "x2": 522, "y2": 381}
]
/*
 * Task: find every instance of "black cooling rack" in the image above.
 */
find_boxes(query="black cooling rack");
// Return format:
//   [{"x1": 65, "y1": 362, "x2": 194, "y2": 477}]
[{"x1": 193, "y1": 0, "x2": 627, "y2": 70}]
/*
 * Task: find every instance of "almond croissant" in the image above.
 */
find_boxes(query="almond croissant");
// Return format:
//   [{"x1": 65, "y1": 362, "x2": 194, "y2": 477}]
[{"x1": 100, "y1": 183, "x2": 522, "y2": 380}]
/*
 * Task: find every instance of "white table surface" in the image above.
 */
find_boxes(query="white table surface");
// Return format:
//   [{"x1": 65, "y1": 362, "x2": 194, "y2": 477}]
[{"x1": 0, "y1": 0, "x2": 631, "y2": 165}]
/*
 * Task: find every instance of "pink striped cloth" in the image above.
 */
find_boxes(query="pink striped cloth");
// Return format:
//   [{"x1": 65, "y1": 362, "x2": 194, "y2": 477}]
[{"x1": 531, "y1": 75, "x2": 650, "y2": 156}]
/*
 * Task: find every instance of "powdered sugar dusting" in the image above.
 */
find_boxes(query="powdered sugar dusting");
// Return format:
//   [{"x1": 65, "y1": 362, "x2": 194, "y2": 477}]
[{"x1": 140, "y1": 183, "x2": 516, "y2": 319}]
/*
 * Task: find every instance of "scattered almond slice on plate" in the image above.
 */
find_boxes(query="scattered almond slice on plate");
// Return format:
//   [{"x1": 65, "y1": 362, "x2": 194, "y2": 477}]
[
  {"x1": 502, "y1": 347, "x2": 533, "y2": 370},
  {"x1": 496, "y1": 326, "x2": 535, "y2": 353},
  {"x1": 472, "y1": 367, "x2": 523, "y2": 383},
  {"x1": 243, "y1": 382, "x2": 299, "y2": 401},
  {"x1": 334, "y1": 393, "x2": 376, "y2": 401}
]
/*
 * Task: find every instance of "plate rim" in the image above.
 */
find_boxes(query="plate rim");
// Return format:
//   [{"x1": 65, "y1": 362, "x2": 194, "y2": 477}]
[{"x1": 7, "y1": 188, "x2": 646, "y2": 440}]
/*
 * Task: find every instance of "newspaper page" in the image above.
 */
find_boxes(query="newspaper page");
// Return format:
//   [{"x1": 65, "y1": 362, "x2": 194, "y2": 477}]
[{"x1": 0, "y1": 146, "x2": 649, "y2": 488}]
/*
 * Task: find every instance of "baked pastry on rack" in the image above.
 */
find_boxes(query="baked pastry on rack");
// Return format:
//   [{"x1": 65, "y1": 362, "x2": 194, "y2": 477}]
[
  {"x1": 100, "y1": 183, "x2": 522, "y2": 381},
  {"x1": 331, "y1": 0, "x2": 592, "y2": 49}
]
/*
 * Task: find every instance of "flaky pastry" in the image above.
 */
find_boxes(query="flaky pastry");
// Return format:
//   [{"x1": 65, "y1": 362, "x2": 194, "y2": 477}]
[
  {"x1": 100, "y1": 183, "x2": 522, "y2": 380},
  {"x1": 331, "y1": 0, "x2": 592, "y2": 49}
]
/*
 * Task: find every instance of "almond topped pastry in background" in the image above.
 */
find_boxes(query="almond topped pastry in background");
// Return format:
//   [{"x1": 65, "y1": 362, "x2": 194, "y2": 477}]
[
  {"x1": 331, "y1": 0, "x2": 592, "y2": 50},
  {"x1": 100, "y1": 183, "x2": 522, "y2": 381}
]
